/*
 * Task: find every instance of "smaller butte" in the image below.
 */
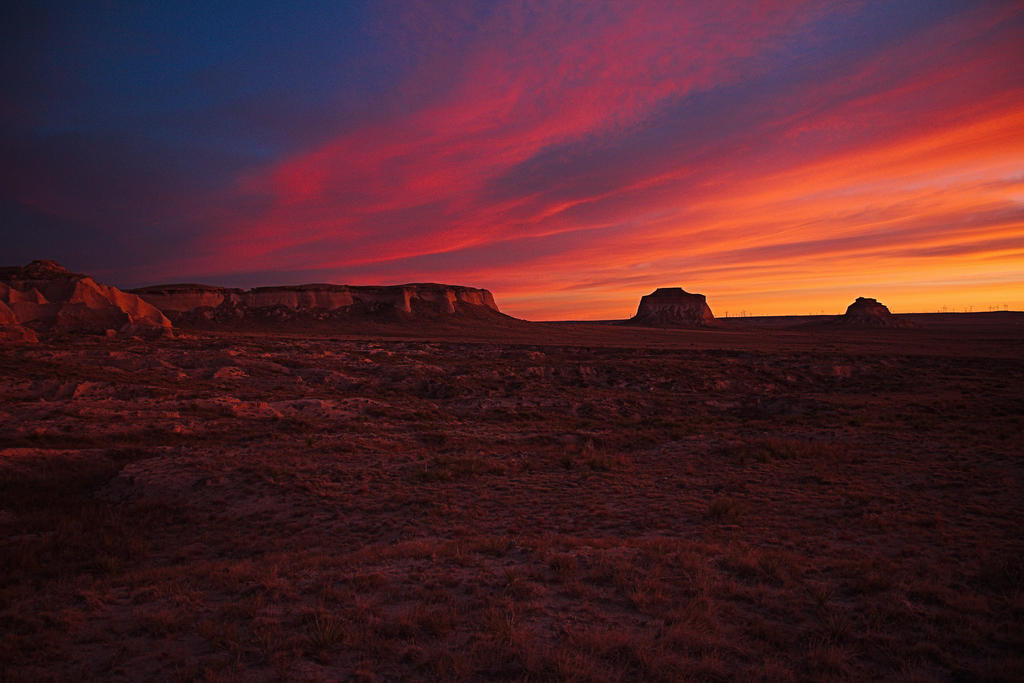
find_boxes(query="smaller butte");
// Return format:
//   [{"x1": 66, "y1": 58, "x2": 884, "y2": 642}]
[
  {"x1": 834, "y1": 297, "x2": 914, "y2": 328},
  {"x1": 626, "y1": 287, "x2": 715, "y2": 327}
]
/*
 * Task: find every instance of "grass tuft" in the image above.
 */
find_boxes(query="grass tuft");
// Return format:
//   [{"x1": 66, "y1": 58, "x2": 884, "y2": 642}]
[{"x1": 706, "y1": 496, "x2": 744, "y2": 522}]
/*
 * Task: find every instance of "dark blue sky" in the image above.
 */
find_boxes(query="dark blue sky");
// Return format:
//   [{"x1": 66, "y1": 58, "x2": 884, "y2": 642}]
[{"x1": 2, "y1": 1, "x2": 1022, "y2": 317}]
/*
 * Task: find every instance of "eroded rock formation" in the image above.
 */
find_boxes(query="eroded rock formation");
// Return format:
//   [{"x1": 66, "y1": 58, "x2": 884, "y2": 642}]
[
  {"x1": 627, "y1": 287, "x2": 715, "y2": 327},
  {"x1": 835, "y1": 297, "x2": 913, "y2": 327},
  {"x1": 0, "y1": 261, "x2": 172, "y2": 340},
  {"x1": 132, "y1": 282, "x2": 504, "y2": 325}
]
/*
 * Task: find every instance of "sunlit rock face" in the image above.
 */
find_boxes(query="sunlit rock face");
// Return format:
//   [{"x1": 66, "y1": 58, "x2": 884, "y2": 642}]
[
  {"x1": 627, "y1": 287, "x2": 715, "y2": 327},
  {"x1": 0, "y1": 299, "x2": 37, "y2": 341},
  {"x1": 132, "y1": 282, "x2": 502, "y2": 324},
  {"x1": 837, "y1": 297, "x2": 914, "y2": 327},
  {"x1": 0, "y1": 261, "x2": 172, "y2": 340}
]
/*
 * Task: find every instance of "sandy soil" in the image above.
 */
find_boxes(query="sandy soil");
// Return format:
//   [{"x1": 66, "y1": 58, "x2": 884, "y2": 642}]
[{"x1": 1, "y1": 314, "x2": 1022, "y2": 681}]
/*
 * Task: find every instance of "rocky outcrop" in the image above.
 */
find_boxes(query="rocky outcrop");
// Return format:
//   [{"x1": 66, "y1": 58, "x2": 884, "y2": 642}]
[
  {"x1": 0, "y1": 299, "x2": 37, "y2": 342},
  {"x1": 0, "y1": 260, "x2": 172, "y2": 340},
  {"x1": 834, "y1": 297, "x2": 913, "y2": 328},
  {"x1": 131, "y1": 282, "x2": 505, "y2": 326},
  {"x1": 626, "y1": 287, "x2": 715, "y2": 327}
]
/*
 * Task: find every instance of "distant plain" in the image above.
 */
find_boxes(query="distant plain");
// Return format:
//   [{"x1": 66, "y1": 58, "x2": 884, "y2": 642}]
[{"x1": 2, "y1": 313, "x2": 1022, "y2": 680}]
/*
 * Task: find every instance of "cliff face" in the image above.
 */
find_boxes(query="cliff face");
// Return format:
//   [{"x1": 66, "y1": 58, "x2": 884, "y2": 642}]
[
  {"x1": 131, "y1": 282, "x2": 503, "y2": 325},
  {"x1": 627, "y1": 287, "x2": 715, "y2": 327},
  {"x1": 0, "y1": 261, "x2": 172, "y2": 340}
]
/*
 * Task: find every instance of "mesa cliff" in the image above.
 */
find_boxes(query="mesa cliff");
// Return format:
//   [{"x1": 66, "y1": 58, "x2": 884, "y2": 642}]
[
  {"x1": 0, "y1": 260, "x2": 172, "y2": 341},
  {"x1": 131, "y1": 282, "x2": 507, "y2": 326}
]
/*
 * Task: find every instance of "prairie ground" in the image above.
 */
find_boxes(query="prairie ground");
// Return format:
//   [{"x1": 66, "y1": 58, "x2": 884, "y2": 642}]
[{"x1": 1, "y1": 315, "x2": 1022, "y2": 681}]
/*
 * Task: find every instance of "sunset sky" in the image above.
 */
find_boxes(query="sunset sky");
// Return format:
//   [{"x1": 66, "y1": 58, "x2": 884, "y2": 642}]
[{"x1": 3, "y1": 1, "x2": 1022, "y2": 319}]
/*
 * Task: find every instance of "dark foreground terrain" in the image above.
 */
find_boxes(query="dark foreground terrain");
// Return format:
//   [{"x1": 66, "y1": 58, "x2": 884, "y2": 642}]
[{"x1": 2, "y1": 314, "x2": 1023, "y2": 681}]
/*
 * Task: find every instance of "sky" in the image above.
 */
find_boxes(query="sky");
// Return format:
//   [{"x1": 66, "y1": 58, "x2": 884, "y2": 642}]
[{"x1": 2, "y1": 1, "x2": 1022, "y2": 319}]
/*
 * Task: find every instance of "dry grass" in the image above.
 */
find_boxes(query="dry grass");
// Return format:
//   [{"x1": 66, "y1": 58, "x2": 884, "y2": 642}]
[{"x1": 0, "y1": 322, "x2": 1022, "y2": 680}]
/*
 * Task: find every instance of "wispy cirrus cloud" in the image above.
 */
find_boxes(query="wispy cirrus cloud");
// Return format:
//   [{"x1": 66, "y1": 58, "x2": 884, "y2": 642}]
[{"x1": 2, "y1": 1, "x2": 1022, "y2": 317}]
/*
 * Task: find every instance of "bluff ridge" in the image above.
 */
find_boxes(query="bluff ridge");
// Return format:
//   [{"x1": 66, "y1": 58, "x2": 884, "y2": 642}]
[{"x1": 131, "y1": 282, "x2": 505, "y2": 325}]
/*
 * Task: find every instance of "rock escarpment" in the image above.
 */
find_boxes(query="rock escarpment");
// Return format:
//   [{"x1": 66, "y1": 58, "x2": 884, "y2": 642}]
[
  {"x1": 834, "y1": 297, "x2": 913, "y2": 328},
  {"x1": 626, "y1": 287, "x2": 715, "y2": 327},
  {"x1": 0, "y1": 261, "x2": 172, "y2": 341},
  {"x1": 131, "y1": 282, "x2": 505, "y2": 326}
]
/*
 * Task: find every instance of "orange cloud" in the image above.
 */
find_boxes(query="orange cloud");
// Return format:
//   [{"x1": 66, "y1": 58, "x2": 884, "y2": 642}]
[{"x1": 169, "y1": 1, "x2": 1023, "y2": 320}]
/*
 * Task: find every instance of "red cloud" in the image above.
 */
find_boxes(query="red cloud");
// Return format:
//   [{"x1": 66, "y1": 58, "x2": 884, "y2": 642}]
[{"x1": 169, "y1": 1, "x2": 1024, "y2": 319}]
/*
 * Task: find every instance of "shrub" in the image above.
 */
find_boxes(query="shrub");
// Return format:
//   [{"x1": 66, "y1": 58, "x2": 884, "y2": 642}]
[{"x1": 307, "y1": 612, "x2": 346, "y2": 651}]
